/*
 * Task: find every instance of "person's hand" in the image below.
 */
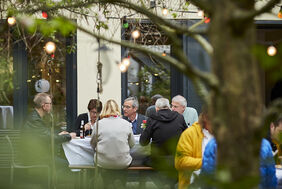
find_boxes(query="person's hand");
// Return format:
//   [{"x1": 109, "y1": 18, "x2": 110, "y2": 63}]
[
  {"x1": 84, "y1": 123, "x2": 91, "y2": 130},
  {"x1": 69, "y1": 132, "x2": 77, "y2": 139},
  {"x1": 59, "y1": 131, "x2": 69, "y2": 135}
]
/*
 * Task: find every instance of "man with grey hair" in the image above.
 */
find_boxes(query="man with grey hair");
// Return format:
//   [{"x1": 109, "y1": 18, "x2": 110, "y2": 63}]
[
  {"x1": 122, "y1": 96, "x2": 146, "y2": 135},
  {"x1": 140, "y1": 97, "x2": 187, "y2": 188},
  {"x1": 145, "y1": 94, "x2": 163, "y2": 117},
  {"x1": 171, "y1": 95, "x2": 198, "y2": 127}
]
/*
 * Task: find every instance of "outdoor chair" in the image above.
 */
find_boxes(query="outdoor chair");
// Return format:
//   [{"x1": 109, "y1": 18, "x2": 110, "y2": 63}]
[{"x1": 5, "y1": 135, "x2": 51, "y2": 188}]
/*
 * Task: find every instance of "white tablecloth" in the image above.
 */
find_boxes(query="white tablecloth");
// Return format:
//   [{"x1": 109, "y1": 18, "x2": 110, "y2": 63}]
[
  {"x1": 62, "y1": 137, "x2": 94, "y2": 166},
  {"x1": 0, "y1": 106, "x2": 13, "y2": 129},
  {"x1": 62, "y1": 135, "x2": 150, "y2": 166}
]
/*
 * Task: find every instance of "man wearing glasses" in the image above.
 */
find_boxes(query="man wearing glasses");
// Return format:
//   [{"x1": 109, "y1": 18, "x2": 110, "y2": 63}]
[
  {"x1": 21, "y1": 93, "x2": 76, "y2": 165},
  {"x1": 73, "y1": 99, "x2": 103, "y2": 136},
  {"x1": 122, "y1": 97, "x2": 147, "y2": 135}
]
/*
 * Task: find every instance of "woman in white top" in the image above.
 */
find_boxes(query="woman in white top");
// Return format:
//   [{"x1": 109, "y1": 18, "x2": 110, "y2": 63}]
[{"x1": 90, "y1": 99, "x2": 135, "y2": 188}]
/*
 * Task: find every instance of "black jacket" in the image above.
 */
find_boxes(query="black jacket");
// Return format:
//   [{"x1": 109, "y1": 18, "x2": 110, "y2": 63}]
[
  {"x1": 139, "y1": 109, "x2": 187, "y2": 156},
  {"x1": 73, "y1": 113, "x2": 92, "y2": 136},
  {"x1": 21, "y1": 109, "x2": 71, "y2": 165}
]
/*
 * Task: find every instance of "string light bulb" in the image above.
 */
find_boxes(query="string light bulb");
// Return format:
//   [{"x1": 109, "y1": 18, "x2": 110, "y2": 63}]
[
  {"x1": 119, "y1": 63, "x2": 127, "y2": 72},
  {"x1": 267, "y1": 45, "x2": 277, "y2": 56},
  {"x1": 204, "y1": 17, "x2": 210, "y2": 23},
  {"x1": 162, "y1": 7, "x2": 168, "y2": 16},
  {"x1": 162, "y1": 51, "x2": 167, "y2": 56},
  {"x1": 45, "y1": 41, "x2": 56, "y2": 54},
  {"x1": 122, "y1": 57, "x2": 130, "y2": 67},
  {"x1": 197, "y1": 10, "x2": 204, "y2": 17},
  {"x1": 7, "y1": 17, "x2": 16, "y2": 26},
  {"x1": 42, "y1": 11, "x2": 48, "y2": 19},
  {"x1": 132, "y1": 30, "x2": 141, "y2": 39},
  {"x1": 278, "y1": 6, "x2": 282, "y2": 18}
]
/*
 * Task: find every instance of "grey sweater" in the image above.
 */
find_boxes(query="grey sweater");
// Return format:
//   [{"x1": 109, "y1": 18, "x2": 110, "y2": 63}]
[{"x1": 90, "y1": 116, "x2": 135, "y2": 169}]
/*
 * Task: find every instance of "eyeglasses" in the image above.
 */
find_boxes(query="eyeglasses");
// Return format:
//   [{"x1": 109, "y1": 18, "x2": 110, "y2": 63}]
[
  {"x1": 171, "y1": 104, "x2": 179, "y2": 108},
  {"x1": 89, "y1": 110, "x2": 97, "y2": 115},
  {"x1": 122, "y1": 105, "x2": 132, "y2": 109}
]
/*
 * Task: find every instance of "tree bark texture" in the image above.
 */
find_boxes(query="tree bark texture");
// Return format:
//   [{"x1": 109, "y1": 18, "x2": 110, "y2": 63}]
[{"x1": 209, "y1": 0, "x2": 263, "y2": 186}]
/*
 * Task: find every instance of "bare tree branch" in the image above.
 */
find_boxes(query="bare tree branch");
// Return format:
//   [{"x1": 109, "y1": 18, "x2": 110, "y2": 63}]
[
  {"x1": 188, "y1": 0, "x2": 214, "y2": 14},
  {"x1": 233, "y1": 0, "x2": 280, "y2": 21},
  {"x1": 72, "y1": 19, "x2": 219, "y2": 100}
]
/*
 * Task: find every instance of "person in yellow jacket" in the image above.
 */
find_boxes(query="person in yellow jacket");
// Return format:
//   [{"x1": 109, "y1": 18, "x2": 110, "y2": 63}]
[{"x1": 175, "y1": 109, "x2": 212, "y2": 189}]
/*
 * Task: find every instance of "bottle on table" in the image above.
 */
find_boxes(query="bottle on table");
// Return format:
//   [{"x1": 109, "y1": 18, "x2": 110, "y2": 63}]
[{"x1": 80, "y1": 120, "x2": 84, "y2": 139}]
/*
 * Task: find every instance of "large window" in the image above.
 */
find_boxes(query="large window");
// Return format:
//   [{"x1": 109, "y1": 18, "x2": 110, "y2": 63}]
[
  {"x1": 256, "y1": 22, "x2": 282, "y2": 105},
  {"x1": 26, "y1": 35, "x2": 68, "y2": 126},
  {"x1": 121, "y1": 21, "x2": 171, "y2": 114},
  {"x1": 0, "y1": 20, "x2": 77, "y2": 129}
]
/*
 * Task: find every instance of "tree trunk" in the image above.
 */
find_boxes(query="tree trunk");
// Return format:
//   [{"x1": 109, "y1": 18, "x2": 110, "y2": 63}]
[{"x1": 209, "y1": 0, "x2": 263, "y2": 186}]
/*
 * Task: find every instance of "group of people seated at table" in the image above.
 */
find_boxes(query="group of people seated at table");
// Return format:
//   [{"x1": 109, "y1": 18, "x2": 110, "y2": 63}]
[{"x1": 21, "y1": 92, "x2": 282, "y2": 189}]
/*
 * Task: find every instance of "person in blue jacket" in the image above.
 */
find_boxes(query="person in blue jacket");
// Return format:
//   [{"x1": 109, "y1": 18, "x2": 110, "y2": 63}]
[{"x1": 199, "y1": 114, "x2": 282, "y2": 189}]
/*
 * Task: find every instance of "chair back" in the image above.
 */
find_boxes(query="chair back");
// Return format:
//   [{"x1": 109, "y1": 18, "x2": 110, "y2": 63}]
[
  {"x1": 0, "y1": 130, "x2": 21, "y2": 168},
  {"x1": 0, "y1": 135, "x2": 13, "y2": 168},
  {"x1": 5, "y1": 135, "x2": 15, "y2": 165}
]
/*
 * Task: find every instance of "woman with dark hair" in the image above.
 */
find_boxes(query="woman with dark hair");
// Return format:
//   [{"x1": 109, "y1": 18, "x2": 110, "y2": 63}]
[{"x1": 73, "y1": 99, "x2": 102, "y2": 136}]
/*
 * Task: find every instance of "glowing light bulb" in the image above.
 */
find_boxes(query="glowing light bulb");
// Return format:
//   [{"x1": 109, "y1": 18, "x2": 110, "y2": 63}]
[
  {"x1": 162, "y1": 8, "x2": 168, "y2": 16},
  {"x1": 197, "y1": 10, "x2": 204, "y2": 17},
  {"x1": 122, "y1": 58, "x2": 130, "y2": 67},
  {"x1": 119, "y1": 63, "x2": 127, "y2": 72},
  {"x1": 45, "y1": 41, "x2": 56, "y2": 54},
  {"x1": 42, "y1": 11, "x2": 48, "y2": 19},
  {"x1": 267, "y1": 46, "x2": 277, "y2": 56},
  {"x1": 162, "y1": 51, "x2": 166, "y2": 56},
  {"x1": 132, "y1": 30, "x2": 140, "y2": 39},
  {"x1": 278, "y1": 6, "x2": 282, "y2": 18},
  {"x1": 7, "y1": 17, "x2": 16, "y2": 26},
  {"x1": 204, "y1": 17, "x2": 210, "y2": 23}
]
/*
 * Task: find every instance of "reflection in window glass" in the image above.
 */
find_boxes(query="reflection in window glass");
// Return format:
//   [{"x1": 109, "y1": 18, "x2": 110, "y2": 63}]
[{"x1": 26, "y1": 35, "x2": 67, "y2": 126}]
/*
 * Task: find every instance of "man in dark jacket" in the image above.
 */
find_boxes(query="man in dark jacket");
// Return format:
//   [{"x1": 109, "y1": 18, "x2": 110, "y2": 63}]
[
  {"x1": 21, "y1": 93, "x2": 76, "y2": 165},
  {"x1": 140, "y1": 97, "x2": 187, "y2": 188}
]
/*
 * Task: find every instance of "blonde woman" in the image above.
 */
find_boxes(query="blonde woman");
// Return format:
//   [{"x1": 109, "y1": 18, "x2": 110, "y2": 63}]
[{"x1": 90, "y1": 99, "x2": 135, "y2": 188}]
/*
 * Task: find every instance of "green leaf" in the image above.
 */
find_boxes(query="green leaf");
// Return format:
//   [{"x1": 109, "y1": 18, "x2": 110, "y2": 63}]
[{"x1": 172, "y1": 13, "x2": 178, "y2": 18}]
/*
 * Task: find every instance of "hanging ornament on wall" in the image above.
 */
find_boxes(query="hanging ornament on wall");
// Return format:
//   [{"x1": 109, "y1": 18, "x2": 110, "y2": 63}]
[{"x1": 35, "y1": 79, "x2": 50, "y2": 92}]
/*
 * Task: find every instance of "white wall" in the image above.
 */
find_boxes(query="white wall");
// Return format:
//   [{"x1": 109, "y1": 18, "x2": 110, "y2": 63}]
[
  {"x1": 77, "y1": 19, "x2": 121, "y2": 114},
  {"x1": 75, "y1": 0, "x2": 281, "y2": 114}
]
